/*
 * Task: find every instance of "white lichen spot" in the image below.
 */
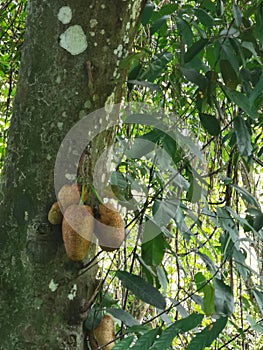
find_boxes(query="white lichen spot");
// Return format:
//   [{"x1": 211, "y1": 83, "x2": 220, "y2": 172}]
[
  {"x1": 75, "y1": 91, "x2": 79, "y2": 95},
  {"x1": 68, "y1": 284, "x2": 77, "y2": 300},
  {"x1": 59, "y1": 25, "x2": 87, "y2": 55},
  {"x1": 90, "y1": 19, "x2": 98, "y2": 28},
  {"x1": 57, "y1": 122, "x2": 63, "y2": 130},
  {"x1": 62, "y1": 111, "x2": 67, "y2": 117},
  {"x1": 105, "y1": 92, "x2": 115, "y2": 114},
  {"x1": 101, "y1": 4, "x2": 106, "y2": 9},
  {"x1": 24, "y1": 211, "x2": 29, "y2": 221},
  {"x1": 94, "y1": 42, "x2": 98, "y2": 47},
  {"x1": 126, "y1": 22, "x2": 131, "y2": 31},
  {"x1": 57, "y1": 6, "x2": 72, "y2": 24},
  {"x1": 99, "y1": 118, "x2": 102, "y2": 124},
  {"x1": 65, "y1": 173, "x2": 76, "y2": 181},
  {"x1": 113, "y1": 69, "x2": 118, "y2": 78},
  {"x1": 46, "y1": 154, "x2": 52, "y2": 161},
  {"x1": 90, "y1": 31, "x2": 95, "y2": 37},
  {"x1": 123, "y1": 35, "x2": 129, "y2": 44},
  {"x1": 49, "y1": 279, "x2": 59, "y2": 292},
  {"x1": 56, "y1": 75, "x2": 61, "y2": 84},
  {"x1": 131, "y1": 1, "x2": 141, "y2": 22},
  {"x1": 101, "y1": 173, "x2": 106, "y2": 183},
  {"x1": 100, "y1": 29, "x2": 105, "y2": 35},
  {"x1": 114, "y1": 44, "x2": 123, "y2": 58}
]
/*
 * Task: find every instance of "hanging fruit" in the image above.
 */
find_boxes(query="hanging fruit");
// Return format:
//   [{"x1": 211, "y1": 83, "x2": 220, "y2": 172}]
[
  {"x1": 95, "y1": 204, "x2": 125, "y2": 252},
  {"x1": 48, "y1": 201, "x2": 63, "y2": 225},
  {"x1": 88, "y1": 314, "x2": 115, "y2": 350},
  {"x1": 62, "y1": 204, "x2": 93, "y2": 261},
  {"x1": 58, "y1": 183, "x2": 88, "y2": 212}
]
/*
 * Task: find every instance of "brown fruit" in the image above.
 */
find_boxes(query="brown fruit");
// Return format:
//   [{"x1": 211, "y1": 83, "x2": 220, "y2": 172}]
[
  {"x1": 58, "y1": 183, "x2": 88, "y2": 212},
  {"x1": 88, "y1": 314, "x2": 115, "y2": 350},
  {"x1": 95, "y1": 204, "x2": 125, "y2": 252},
  {"x1": 62, "y1": 204, "x2": 93, "y2": 261},
  {"x1": 48, "y1": 202, "x2": 62, "y2": 225}
]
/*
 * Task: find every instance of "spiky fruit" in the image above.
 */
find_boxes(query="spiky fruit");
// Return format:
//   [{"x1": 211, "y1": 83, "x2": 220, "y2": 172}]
[
  {"x1": 88, "y1": 315, "x2": 115, "y2": 350},
  {"x1": 95, "y1": 204, "x2": 125, "y2": 252},
  {"x1": 58, "y1": 183, "x2": 88, "y2": 212},
  {"x1": 62, "y1": 204, "x2": 93, "y2": 261},
  {"x1": 48, "y1": 202, "x2": 62, "y2": 225}
]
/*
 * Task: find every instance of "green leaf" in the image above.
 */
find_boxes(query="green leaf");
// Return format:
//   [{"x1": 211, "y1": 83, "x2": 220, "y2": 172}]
[
  {"x1": 101, "y1": 293, "x2": 118, "y2": 307},
  {"x1": 220, "y1": 59, "x2": 239, "y2": 90},
  {"x1": 195, "y1": 273, "x2": 215, "y2": 316},
  {"x1": 127, "y1": 80, "x2": 161, "y2": 92},
  {"x1": 232, "y1": 4, "x2": 242, "y2": 27},
  {"x1": 157, "y1": 3, "x2": 177, "y2": 16},
  {"x1": 217, "y1": 207, "x2": 239, "y2": 247},
  {"x1": 186, "y1": 175, "x2": 202, "y2": 204},
  {"x1": 150, "y1": 15, "x2": 170, "y2": 35},
  {"x1": 84, "y1": 307, "x2": 102, "y2": 330},
  {"x1": 142, "y1": 233, "x2": 165, "y2": 266},
  {"x1": 203, "y1": 284, "x2": 215, "y2": 316},
  {"x1": 141, "y1": 3, "x2": 154, "y2": 25},
  {"x1": 151, "y1": 313, "x2": 204, "y2": 350},
  {"x1": 186, "y1": 317, "x2": 228, "y2": 349},
  {"x1": 214, "y1": 278, "x2": 234, "y2": 316},
  {"x1": 112, "y1": 336, "x2": 135, "y2": 350},
  {"x1": 195, "y1": 9, "x2": 214, "y2": 29},
  {"x1": 106, "y1": 308, "x2": 139, "y2": 327},
  {"x1": 242, "y1": 41, "x2": 261, "y2": 64},
  {"x1": 181, "y1": 67, "x2": 207, "y2": 89},
  {"x1": 197, "y1": 252, "x2": 217, "y2": 275},
  {"x1": 116, "y1": 271, "x2": 166, "y2": 309},
  {"x1": 252, "y1": 290, "x2": 263, "y2": 315},
  {"x1": 175, "y1": 16, "x2": 193, "y2": 45},
  {"x1": 131, "y1": 328, "x2": 159, "y2": 350},
  {"x1": 156, "y1": 266, "x2": 168, "y2": 294},
  {"x1": 247, "y1": 315, "x2": 263, "y2": 334},
  {"x1": 184, "y1": 39, "x2": 208, "y2": 63},
  {"x1": 126, "y1": 138, "x2": 155, "y2": 159},
  {"x1": 249, "y1": 73, "x2": 263, "y2": 106},
  {"x1": 231, "y1": 184, "x2": 260, "y2": 208},
  {"x1": 234, "y1": 116, "x2": 253, "y2": 157},
  {"x1": 199, "y1": 113, "x2": 220, "y2": 136},
  {"x1": 141, "y1": 218, "x2": 162, "y2": 244},
  {"x1": 222, "y1": 87, "x2": 258, "y2": 118},
  {"x1": 232, "y1": 247, "x2": 248, "y2": 281}
]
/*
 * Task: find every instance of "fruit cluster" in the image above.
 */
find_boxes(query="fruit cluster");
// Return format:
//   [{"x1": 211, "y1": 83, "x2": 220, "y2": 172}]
[
  {"x1": 88, "y1": 314, "x2": 115, "y2": 350},
  {"x1": 48, "y1": 183, "x2": 125, "y2": 261}
]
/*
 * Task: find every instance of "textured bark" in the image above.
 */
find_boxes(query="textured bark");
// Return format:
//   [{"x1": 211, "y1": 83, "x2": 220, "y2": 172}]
[{"x1": 0, "y1": 1, "x2": 146, "y2": 349}]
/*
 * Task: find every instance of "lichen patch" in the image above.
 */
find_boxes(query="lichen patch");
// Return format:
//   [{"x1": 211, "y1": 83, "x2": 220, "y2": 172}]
[
  {"x1": 57, "y1": 6, "x2": 72, "y2": 24},
  {"x1": 59, "y1": 25, "x2": 87, "y2": 55}
]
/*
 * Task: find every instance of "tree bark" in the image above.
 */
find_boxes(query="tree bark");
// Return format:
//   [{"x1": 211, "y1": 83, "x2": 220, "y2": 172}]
[{"x1": 0, "y1": 1, "x2": 146, "y2": 348}]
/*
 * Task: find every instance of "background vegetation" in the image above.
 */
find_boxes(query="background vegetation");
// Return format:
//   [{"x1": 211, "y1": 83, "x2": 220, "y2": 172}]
[{"x1": 1, "y1": 0, "x2": 263, "y2": 349}]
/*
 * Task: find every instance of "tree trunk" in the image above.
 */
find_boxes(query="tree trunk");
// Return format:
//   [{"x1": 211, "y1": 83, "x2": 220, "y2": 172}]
[{"x1": 0, "y1": 1, "x2": 145, "y2": 348}]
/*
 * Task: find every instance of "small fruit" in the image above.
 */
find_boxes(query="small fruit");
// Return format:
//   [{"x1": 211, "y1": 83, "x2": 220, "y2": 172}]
[
  {"x1": 58, "y1": 183, "x2": 88, "y2": 212},
  {"x1": 88, "y1": 314, "x2": 115, "y2": 350},
  {"x1": 62, "y1": 204, "x2": 93, "y2": 261},
  {"x1": 48, "y1": 201, "x2": 63, "y2": 225},
  {"x1": 95, "y1": 204, "x2": 125, "y2": 252}
]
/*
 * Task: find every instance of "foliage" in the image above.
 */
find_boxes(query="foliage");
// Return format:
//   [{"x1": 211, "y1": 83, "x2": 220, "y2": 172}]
[
  {"x1": 2, "y1": 0, "x2": 263, "y2": 349},
  {"x1": 0, "y1": 0, "x2": 26, "y2": 172}
]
